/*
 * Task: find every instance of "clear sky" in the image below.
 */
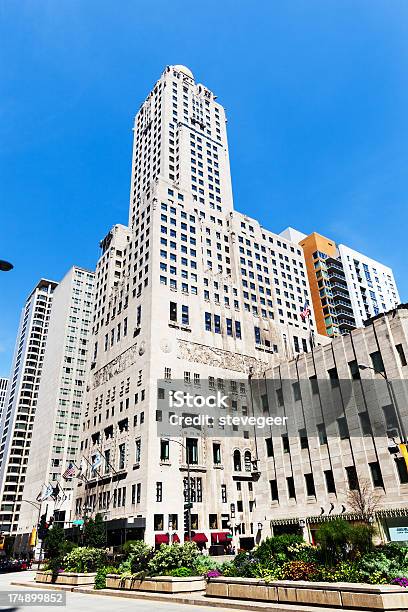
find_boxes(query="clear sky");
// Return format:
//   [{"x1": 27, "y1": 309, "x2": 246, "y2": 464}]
[{"x1": 1, "y1": 1, "x2": 407, "y2": 376}]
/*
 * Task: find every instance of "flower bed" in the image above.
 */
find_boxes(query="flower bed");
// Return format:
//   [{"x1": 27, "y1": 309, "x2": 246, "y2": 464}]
[
  {"x1": 35, "y1": 570, "x2": 96, "y2": 586},
  {"x1": 206, "y1": 576, "x2": 408, "y2": 610},
  {"x1": 106, "y1": 573, "x2": 205, "y2": 593}
]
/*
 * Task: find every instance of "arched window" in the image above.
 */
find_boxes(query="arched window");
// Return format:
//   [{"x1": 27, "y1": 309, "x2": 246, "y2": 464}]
[
  {"x1": 233, "y1": 450, "x2": 241, "y2": 472},
  {"x1": 244, "y1": 450, "x2": 252, "y2": 472}
]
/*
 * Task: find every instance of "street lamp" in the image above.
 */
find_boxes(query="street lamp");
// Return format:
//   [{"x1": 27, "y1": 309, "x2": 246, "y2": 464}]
[
  {"x1": 0, "y1": 260, "x2": 13, "y2": 272},
  {"x1": 22, "y1": 500, "x2": 42, "y2": 560},
  {"x1": 358, "y1": 363, "x2": 407, "y2": 443},
  {"x1": 163, "y1": 438, "x2": 192, "y2": 542}
]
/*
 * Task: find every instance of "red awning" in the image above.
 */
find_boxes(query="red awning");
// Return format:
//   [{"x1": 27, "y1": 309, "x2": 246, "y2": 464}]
[
  {"x1": 172, "y1": 533, "x2": 180, "y2": 543},
  {"x1": 155, "y1": 534, "x2": 169, "y2": 545},
  {"x1": 211, "y1": 532, "x2": 230, "y2": 544},
  {"x1": 192, "y1": 533, "x2": 208, "y2": 543}
]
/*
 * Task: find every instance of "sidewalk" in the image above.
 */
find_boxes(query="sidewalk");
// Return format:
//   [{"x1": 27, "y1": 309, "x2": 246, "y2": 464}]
[{"x1": 11, "y1": 579, "x2": 358, "y2": 612}]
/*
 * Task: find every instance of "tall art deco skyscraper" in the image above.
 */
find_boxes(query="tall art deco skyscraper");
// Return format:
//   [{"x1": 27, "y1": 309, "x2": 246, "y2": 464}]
[{"x1": 74, "y1": 66, "x2": 323, "y2": 548}]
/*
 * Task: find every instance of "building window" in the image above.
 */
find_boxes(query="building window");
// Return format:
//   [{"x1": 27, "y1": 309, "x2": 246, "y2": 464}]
[
  {"x1": 346, "y1": 465, "x2": 359, "y2": 490},
  {"x1": 396, "y1": 344, "x2": 407, "y2": 367},
  {"x1": 118, "y1": 443, "x2": 126, "y2": 470},
  {"x1": 309, "y1": 375, "x2": 319, "y2": 395},
  {"x1": 233, "y1": 449, "x2": 241, "y2": 471},
  {"x1": 244, "y1": 450, "x2": 252, "y2": 472},
  {"x1": 286, "y1": 476, "x2": 296, "y2": 499},
  {"x1": 395, "y1": 457, "x2": 408, "y2": 484},
  {"x1": 383, "y1": 404, "x2": 400, "y2": 437},
  {"x1": 324, "y1": 469, "x2": 336, "y2": 494},
  {"x1": 154, "y1": 514, "x2": 164, "y2": 531},
  {"x1": 348, "y1": 360, "x2": 360, "y2": 380},
  {"x1": 186, "y1": 438, "x2": 198, "y2": 464},
  {"x1": 221, "y1": 484, "x2": 227, "y2": 503},
  {"x1": 136, "y1": 483, "x2": 141, "y2": 504},
  {"x1": 265, "y1": 437, "x2": 274, "y2": 457},
  {"x1": 305, "y1": 473, "x2": 316, "y2": 497},
  {"x1": 182, "y1": 305, "x2": 189, "y2": 325},
  {"x1": 209, "y1": 514, "x2": 218, "y2": 529},
  {"x1": 160, "y1": 439, "x2": 169, "y2": 461},
  {"x1": 359, "y1": 412, "x2": 372, "y2": 436},
  {"x1": 156, "y1": 482, "x2": 163, "y2": 502},
  {"x1": 213, "y1": 443, "x2": 221, "y2": 465},
  {"x1": 169, "y1": 301, "x2": 177, "y2": 322},
  {"x1": 369, "y1": 461, "x2": 384, "y2": 488},
  {"x1": 299, "y1": 428, "x2": 309, "y2": 449},
  {"x1": 270, "y1": 479, "x2": 279, "y2": 502},
  {"x1": 282, "y1": 433, "x2": 290, "y2": 453},
  {"x1": 292, "y1": 382, "x2": 301, "y2": 401},
  {"x1": 337, "y1": 416, "x2": 350, "y2": 440},
  {"x1": 370, "y1": 351, "x2": 385, "y2": 373},
  {"x1": 135, "y1": 438, "x2": 141, "y2": 463},
  {"x1": 317, "y1": 423, "x2": 328, "y2": 445},
  {"x1": 328, "y1": 367, "x2": 339, "y2": 388}
]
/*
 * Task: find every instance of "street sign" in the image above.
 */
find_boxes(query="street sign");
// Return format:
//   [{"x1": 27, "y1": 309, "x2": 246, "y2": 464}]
[
  {"x1": 184, "y1": 503, "x2": 193, "y2": 510},
  {"x1": 72, "y1": 519, "x2": 84, "y2": 526}
]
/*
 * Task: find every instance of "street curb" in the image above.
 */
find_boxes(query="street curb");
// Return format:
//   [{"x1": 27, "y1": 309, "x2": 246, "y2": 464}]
[{"x1": 10, "y1": 580, "x2": 359, "y2": 612}]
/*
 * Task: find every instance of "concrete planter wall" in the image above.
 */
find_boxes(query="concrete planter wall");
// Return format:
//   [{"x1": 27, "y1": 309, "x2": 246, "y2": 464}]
[
  {"x1": 106, "y1": 574, "x2": 205, "y2": 593},
  {"x1": 207, "y1": 577, "x2": 408, "y2": 611},
  {"x1": 35, "y1": 570, "x2": 96, "y2": 586}
]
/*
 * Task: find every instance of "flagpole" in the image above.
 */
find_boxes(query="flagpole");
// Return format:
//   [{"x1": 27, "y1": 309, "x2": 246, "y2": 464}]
[{"x1": 308, "y1": 314, "x2": 315, "y2": 350}]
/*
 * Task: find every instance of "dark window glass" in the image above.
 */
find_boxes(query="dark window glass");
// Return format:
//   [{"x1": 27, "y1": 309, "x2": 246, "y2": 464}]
[
  {"x1": 324, "y1": 469, "x2": 336, "y2": 494},
  {"x1": 305, "y1": 473, "x2": 316, "y2": 497}
]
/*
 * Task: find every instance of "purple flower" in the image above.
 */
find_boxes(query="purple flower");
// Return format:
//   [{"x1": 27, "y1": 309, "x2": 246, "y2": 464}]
[
  {"x1": 207, "y1": 570, "x2": 221, "y2": 578},
  {"x1": 392, "y1": 577, "x2": 408, "y2": 588}
]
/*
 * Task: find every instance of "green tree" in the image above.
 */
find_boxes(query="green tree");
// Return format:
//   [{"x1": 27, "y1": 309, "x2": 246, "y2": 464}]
[{"x1": 83, "y1": 513, "x2": 107, "y2": 548}]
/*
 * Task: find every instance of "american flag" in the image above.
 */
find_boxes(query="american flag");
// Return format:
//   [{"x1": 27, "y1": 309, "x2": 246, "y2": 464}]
[
  {"x1": 300, "y1": 301, "x2": 311, "y2": 321},
  {"x1": 62, "y1": 462, "x2": 76, "y2": 480}
]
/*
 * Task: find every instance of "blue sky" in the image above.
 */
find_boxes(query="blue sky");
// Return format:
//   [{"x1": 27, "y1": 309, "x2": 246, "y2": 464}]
[{"x1": 1, "y1": 1, "x2": 408, "y2": 376}]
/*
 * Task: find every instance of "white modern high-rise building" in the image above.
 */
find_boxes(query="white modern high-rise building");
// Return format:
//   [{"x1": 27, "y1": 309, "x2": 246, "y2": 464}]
[
  {"x1": 15, "y1": 267, "x2": 94, "y2": 550},
  {"x1": 73, "y1": 65, "x2": 329, "y2": 549},
  {"x1": 338, "y1": 244, "x2": 400, "y2": 328},
  {"x1": 0, "y1": 379, "x2": 8, "y2": 422},
  {"x1": 281, "y1": 228, "x2": 400, "y2": 336},
  {"x1": 0, "y1": 280, "x2": 58, "y2": 534}
]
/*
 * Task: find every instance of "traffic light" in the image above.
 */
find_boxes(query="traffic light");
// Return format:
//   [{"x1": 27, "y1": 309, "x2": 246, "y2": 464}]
[
  {"x1": 184, "y1": 510, "x2": 190, "y2": 534},
  {"x1": 38, "y1": 514, "x2": 48, "y2": 540}
]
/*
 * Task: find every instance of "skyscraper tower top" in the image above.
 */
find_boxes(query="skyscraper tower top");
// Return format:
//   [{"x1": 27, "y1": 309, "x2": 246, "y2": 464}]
[{"x1": 172, "y1": 65, "x2": 194, "y2": 80}]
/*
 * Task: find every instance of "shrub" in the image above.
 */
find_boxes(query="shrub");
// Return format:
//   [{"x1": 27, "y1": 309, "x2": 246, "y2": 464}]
[
  {"x1": 147, "y1": 542, "x2": 199, "y2": 576},
  {"x1": 315, "y1": 519, "x2": 352, "y2": 565},
  {"x1": 122, "y1": 539, "x2": 143, "y2": 555},
  {"x1": 169, "y1": 566, "x2": 196, "y2": 577},
  {"x1": 63, "y1": 547, "x2": 106, "y2": 573},
  {"x1": 193, "y1": 555, "x2": 222, "y2": 575},
  {"x1": 83, "y1": 514, "x2": 107, "y2": 549},
  {"x1": 118, "y1": 540, "x2": 154, "y2": 577},
  {"x1": 43, "y1": 525, "x2": 76, "y2": 576},
  {"x1": 223, "y1": 552, "x2": 260, "y2": 578},
  {"x1": 254, "y1": 534, "x2": 304, "y2": 566},
  {"x1": 349, "y1": 523, "x2": 376, "y2": 556},
  {"x1": 282, "y1": 560, "x2": 318, "y2": 581},
  {"x1": 95, "y1": 565, "x2": 118, "y2": 589}
]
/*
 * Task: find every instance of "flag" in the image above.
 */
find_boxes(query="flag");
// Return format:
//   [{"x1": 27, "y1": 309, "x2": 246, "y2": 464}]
[
  {"x1": 51, "y1": 483, "x2": 60, "y2": 500},
  {"x1": 37, "y1": 483, "x2": 53, "y2": 501},
  {"x1": 91, "y1": 452, "x2": 102, "y2": 471},
  {"x1": 300, "y1": 301, "x2": 311, "y2": 321},
  {"x1": 62, "y1": 462, "x2": 76, "y2": 480},
  {"x1": 77, "y1": 457, "x2": 87, "y2": 476}
]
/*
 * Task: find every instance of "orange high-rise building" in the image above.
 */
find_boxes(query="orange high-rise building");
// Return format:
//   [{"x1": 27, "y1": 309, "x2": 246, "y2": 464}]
[{"x1": 299, "y1": 233, "x2": 356, "y2": 338}]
